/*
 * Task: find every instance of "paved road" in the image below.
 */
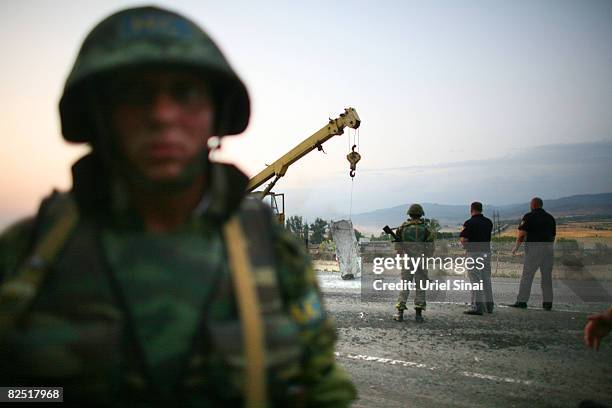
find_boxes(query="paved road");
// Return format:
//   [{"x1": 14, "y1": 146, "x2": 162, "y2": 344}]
[{"x1": 318, "y1": 272, "x2": 612, "y2": 407}]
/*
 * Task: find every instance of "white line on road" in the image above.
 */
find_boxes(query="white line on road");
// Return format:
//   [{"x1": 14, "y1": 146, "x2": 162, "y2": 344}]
[
  {"x1": 335, "y1": 352, "x2": 435, "y2": 370},
  {"x1": 460, "y1": 371, "x2": 533, "y2": 385},
  {"x1": 334, "y1": 351, "x2": 534, "y2": 386}
]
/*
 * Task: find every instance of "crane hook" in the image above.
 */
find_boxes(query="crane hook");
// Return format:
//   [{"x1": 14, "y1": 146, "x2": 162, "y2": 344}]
[{"x1": 346, "y1": 144, "x2": 361, "y2": 178}]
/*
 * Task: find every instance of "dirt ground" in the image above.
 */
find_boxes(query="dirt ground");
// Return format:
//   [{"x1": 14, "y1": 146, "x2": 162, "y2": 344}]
[{"x1": 317, "y1": 271, "x2": 612, "y2": 408}]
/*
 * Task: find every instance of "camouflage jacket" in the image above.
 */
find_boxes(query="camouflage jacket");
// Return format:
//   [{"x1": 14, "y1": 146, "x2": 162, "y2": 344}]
[
  {"x1": 397, "y1": 219, "x2": 433, "y2": 243},
  {"x1": 395, "y1": 219, "x2": 435, "y2": 257},
  {"x1": 0, "y1": 154, "x2": 356, "y2": 407}
]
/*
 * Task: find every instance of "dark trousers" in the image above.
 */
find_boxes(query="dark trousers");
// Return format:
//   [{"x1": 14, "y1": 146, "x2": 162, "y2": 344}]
[{"x1": 517, "y1": 243, "x2": 554, "y2": 303}]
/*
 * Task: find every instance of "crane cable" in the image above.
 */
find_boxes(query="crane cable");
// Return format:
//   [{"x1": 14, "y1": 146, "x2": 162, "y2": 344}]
[
  {"x1": 347, "y1": 128, "x2": 361, "y2": 220},
  {"x1": 349, "y1": 177, "x2": 354, "y2": 221}
]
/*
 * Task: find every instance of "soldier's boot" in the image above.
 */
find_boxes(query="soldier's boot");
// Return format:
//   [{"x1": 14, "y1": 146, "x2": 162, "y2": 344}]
[
  {"x1": 394, "y1": 302, "x2": 406, "y2": 322},
  {"x1": 464, "y1": 302, "x2": 484, "y2": 315},
  {"x1": 508, "y1": 301, "x2": 527, "y2": 309},
  {"x1": 415, "y1": 308, "x2": 424, "y2": 323}
]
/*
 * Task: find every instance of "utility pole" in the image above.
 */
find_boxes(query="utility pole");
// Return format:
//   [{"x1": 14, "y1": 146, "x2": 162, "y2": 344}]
[
  {"x1": 491, "y1": 209, "x2": 501, "y2": 276},
  {"x1": 492, "y1": 210, "x2": 501, "y2": 238}
]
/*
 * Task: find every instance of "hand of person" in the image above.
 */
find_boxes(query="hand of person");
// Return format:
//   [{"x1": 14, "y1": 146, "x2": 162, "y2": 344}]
[
  {"x1": 584, "y1": 307, "x2": 612, "y2": 351},
  {"x1": 511, "y1": 248, "x2": 518, "y2": 256}
]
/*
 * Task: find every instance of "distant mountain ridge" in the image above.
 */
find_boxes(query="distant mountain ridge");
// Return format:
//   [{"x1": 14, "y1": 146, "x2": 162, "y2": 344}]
[{"x1": 351, "y1": 193, "x2": 612, "y2": 231}]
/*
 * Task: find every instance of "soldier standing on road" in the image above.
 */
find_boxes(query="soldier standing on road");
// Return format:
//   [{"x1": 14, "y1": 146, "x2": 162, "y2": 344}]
[
  {"x1": 0, "y1": 7, "x2": 356, "y2": 406},
  {"x1": 394, "y1": 204, "x2": 434, "y2": 323},
  {"x1": 459, "y1": 202, "x2": 494, "y2": 315},
  {"x1": 509, "y1": 197, "x2": 556, "y2": 310}
]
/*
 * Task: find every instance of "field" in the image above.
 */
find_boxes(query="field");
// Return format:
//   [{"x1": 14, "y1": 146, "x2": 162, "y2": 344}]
[{"x1": 500, "y1": 217, "x2": 612, "y2": 240}]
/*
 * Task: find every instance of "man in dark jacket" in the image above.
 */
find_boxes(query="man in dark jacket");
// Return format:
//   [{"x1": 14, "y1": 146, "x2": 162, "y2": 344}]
[
  {"x1": 460, "y1": 201, "x2": 494, "y2": 315},
  {"x1": 510, "y1": 197, "x2": 556, "y2": 310}
]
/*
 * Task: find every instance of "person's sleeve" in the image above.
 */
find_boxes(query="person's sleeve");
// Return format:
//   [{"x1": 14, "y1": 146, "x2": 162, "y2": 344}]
[
  {"x1": 424, "y1": 227, "x2": 435, "y2": 256},
  {"x1": 518, "y1": 214, "x2": 529, "y2": 232},
  {"x1": 0, "y1": 217, "x2": 35, "y2": 284},
  {"x1": 459, "y1": 220, "x2": 469, "y2": 239},
  {"x1": 272, "y1": 224, "x2": 357, "y2": 407},
  {"x1": 396, "y1": 222, "x2": 407, "y2": 242},
  {"x1": 424, "y1": 226, "x2": 434, "y2": 243},
  {"x1": 551, "y1": 215, "x2": 556, "y2": 239}
]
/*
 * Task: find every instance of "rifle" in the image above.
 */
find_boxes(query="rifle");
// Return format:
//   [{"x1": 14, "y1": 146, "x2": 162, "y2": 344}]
[{"x1": 383, "y1": 225, "x2": 400, "y2": 242}]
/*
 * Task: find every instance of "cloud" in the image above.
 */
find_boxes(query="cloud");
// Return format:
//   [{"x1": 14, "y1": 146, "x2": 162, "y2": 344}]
[{"x1": 284, "y1": 140, "x2": 612, "y2": 219}]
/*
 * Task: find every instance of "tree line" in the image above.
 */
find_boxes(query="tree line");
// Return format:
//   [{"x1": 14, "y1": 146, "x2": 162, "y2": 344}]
[
  {"x1": 285, "y1": 215, "x2": 450, "y2": 244},
  {"x1": 285, "y1": 216, "x2": 332, "y2": 245}
]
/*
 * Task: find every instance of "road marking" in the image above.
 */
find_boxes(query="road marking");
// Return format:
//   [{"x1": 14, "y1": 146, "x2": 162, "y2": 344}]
[
  {"x1": 461, "y1": 371, "x2": 533, "y2": 385},
  {"x1": 335, "y1": 351, "x2": 534, "y2": 386},
  {"x1": 335, "y1": 352, "x2": 435, "y2": 370}
]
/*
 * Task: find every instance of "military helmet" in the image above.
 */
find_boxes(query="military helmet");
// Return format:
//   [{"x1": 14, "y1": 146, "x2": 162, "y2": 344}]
[
  {"x1": 407, "y1": 203, "x2": 424, "y2": 217},
  {"x1": 59, "y1": 6, "x2": 250, "y2": 143}
]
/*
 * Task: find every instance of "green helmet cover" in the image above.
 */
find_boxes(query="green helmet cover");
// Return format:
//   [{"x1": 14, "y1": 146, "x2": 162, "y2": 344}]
[
  {"x1": 407, "y1": 203, "x2": 424, "y2": 217},
  {"x1": 59, "y1": 6, "x2": 250, "y2": 143}
]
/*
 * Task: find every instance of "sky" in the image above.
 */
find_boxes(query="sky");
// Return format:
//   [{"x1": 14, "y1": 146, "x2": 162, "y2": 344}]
[
  {"x1": 1, "y1": 0, "x2": 611, "y2": 228},
  {"x1": 299, "y1": 140, "x2": 612, "y2": 220}
]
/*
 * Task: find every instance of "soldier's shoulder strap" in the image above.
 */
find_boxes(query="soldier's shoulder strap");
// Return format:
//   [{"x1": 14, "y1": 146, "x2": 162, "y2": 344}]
[
  {"x1": 222, "y1": 197, "x2": 300, "y2": 408},
  {"x1": 223, "y1": 214, "x2": 267, "y2": 408},
  {"x1": 0, "y1": 191, "x2": 79, "y2": 338}
]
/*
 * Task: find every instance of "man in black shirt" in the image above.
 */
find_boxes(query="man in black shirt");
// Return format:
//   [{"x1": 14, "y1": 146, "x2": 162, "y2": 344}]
[
  {"x1": 510, "y1": 197, "x2": 556, "y2": 310},
  {"x1": 460, "y1": 202, "x2": 494, "y2": 315}
]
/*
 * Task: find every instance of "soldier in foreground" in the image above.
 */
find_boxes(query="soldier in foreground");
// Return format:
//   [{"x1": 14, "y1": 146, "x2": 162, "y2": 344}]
[
  {"x1": 0, "y1": 7, "x2": 355, "y2": 406},
  {"x1": 393, "y1": 204, "x2": 434, "y2": 323},
  {"x1": 510, "y1": 197, "x2": 556, "y2": 310}
]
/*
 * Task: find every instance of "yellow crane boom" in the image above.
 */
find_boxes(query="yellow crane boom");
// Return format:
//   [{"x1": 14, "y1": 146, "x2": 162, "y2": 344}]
[{"x1": 247, "y1": 107, "x2": 361, "y2": 197}]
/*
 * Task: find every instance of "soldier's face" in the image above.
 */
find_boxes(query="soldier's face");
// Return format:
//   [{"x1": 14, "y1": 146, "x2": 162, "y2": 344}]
[{"x1": 109, "y1": 69, "x2": 214, "y2": 183}]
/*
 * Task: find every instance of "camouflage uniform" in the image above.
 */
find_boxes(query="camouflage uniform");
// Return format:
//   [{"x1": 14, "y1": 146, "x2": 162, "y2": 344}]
[
  {"x1": 394, "y1": 204, "x2": 434, "y2": 323},
  {"x1": 0, "y1": 6, "x2": 355, "y2": 407}
]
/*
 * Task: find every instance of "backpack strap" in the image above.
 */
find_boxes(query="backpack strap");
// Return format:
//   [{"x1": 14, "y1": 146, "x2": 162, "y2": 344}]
[
  {"x1": 221, "y1": 198, "x2": 303, "y2": 407},
  {"x1": 223, "y1": 215, "x2": 268, "y2": 408},
  {"x1": 0, "y1": 193, "x2": 79, "y2": 339}
]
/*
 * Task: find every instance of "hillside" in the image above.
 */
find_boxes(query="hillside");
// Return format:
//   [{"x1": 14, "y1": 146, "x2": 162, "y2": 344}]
[{"x1": 351, "y1": 193, "x2": 612, "y2": 233}]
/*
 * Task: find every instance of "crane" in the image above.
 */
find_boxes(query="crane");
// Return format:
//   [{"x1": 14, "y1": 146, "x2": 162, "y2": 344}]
[{"x1": 246, "y1": 107, "x2": 361, "y2": 223}]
